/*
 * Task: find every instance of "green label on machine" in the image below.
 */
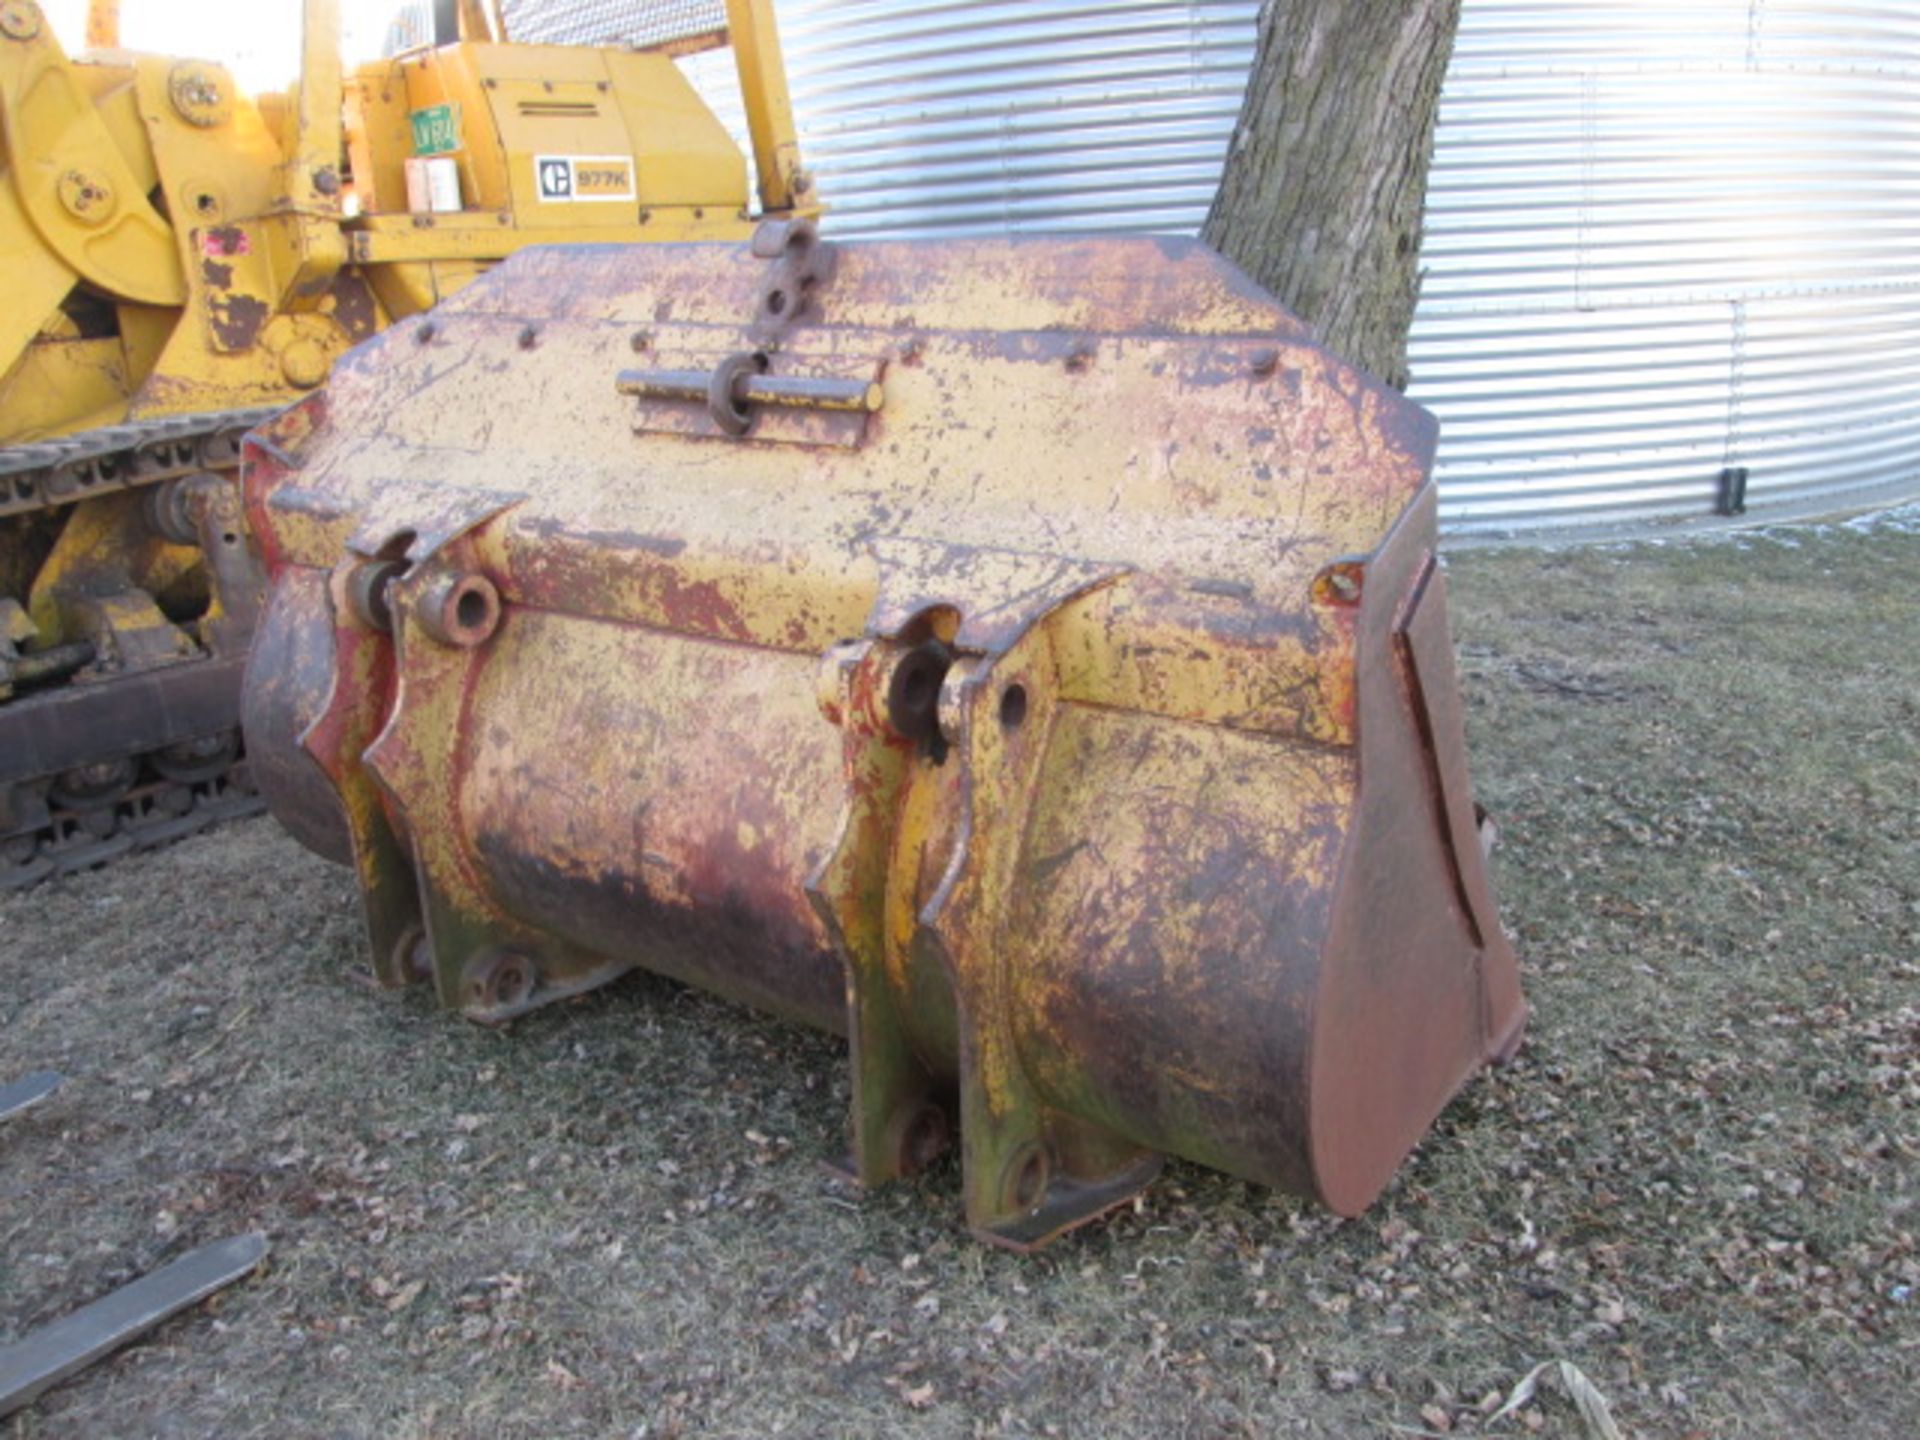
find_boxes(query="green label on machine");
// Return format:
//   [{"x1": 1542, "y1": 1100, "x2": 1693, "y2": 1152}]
[{"x1": 410, "y1": 103, "x2": 462, "y2": 156}]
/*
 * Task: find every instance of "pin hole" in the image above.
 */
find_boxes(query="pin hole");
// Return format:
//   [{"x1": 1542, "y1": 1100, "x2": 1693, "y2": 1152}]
[
  {"x1": 1000, "y1": 684, "x2": 1027, "y2": 731},
  {"x1": 903, "y1": 663, "x2": 935, "y2": 709}
]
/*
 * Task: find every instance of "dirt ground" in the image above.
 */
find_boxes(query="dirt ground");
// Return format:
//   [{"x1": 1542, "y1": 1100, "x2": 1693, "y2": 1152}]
[{"x1": 3, "y1": 510, "x2": 1916, "y2": 1439}]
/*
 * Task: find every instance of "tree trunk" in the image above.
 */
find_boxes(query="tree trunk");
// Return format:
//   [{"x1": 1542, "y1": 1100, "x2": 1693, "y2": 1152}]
[{"x1": 1202, "y1": 0, "x2": 1460, "y2": 390}]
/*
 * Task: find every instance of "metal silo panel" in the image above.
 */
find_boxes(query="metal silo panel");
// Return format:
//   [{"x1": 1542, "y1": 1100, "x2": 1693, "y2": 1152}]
[
  {"x1": 1413, "y1": 1, "x2": 1920, "y2": 534},
  {"x1": 692, "y1": 1, "x2": 1920, "y2": 533},
  {"x1": 774, "y1": 0, "x2": 1263, "y2": 237}
]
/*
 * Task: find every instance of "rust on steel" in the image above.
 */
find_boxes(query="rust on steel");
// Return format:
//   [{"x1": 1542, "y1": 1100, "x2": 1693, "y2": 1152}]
[{"x1": 240, "y1": 227, "x2": 1527, "y2": 1249}]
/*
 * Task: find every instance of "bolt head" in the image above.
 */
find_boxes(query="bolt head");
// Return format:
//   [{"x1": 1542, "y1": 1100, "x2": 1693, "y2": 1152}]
[
  {"x1": 57, "y1": 169, "x2": 115, "y2": 224},
  {"x1": 168, "y1": 61, "x2": 232, "y2": 127},
  {"x1": 280, "y1": 337, "x2": 331, "y2": 390},
  {"x1": 0, "y1": 0, "x2": 43, "y2": 41}
]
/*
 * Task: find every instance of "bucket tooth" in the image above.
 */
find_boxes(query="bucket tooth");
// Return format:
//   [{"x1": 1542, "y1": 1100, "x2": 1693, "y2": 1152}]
[{"x1": 241, "y1": 234, "x2": 1526, "y2": 1243}]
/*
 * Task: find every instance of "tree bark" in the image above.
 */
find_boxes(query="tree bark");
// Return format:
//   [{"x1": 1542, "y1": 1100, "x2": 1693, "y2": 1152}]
[{"x1": 1202, "y1": 0, "x2": 1460, "y2": 390}]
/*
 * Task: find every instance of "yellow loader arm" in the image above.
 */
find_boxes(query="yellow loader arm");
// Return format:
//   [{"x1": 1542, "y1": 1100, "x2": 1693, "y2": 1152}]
[{"x1": 0, "y1": 0, "x2": 184, "y2": 378}]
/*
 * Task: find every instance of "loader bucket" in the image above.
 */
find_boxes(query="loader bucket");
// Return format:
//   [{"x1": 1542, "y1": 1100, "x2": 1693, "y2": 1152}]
[{"x1": 240, "y1": 227, "x2": 1526, "y2": 1248}]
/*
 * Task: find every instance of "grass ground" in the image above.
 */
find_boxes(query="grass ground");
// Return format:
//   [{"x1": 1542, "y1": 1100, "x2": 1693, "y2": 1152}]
[{"x1": 3, "y1": 511, "x2": 1916, "y2": 1438}]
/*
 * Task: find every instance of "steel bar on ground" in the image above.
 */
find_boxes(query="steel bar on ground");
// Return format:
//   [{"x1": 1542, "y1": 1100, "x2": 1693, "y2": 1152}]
[{"x1": 0, "y1": 1233, "x2": 269, "y2": 1419}]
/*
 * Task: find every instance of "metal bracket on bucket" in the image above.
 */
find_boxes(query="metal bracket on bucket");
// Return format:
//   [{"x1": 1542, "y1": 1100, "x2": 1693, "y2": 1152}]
[
  {"x1": 616, "y1": 219, "x2": 884, "y2": 449},
  {"x1": 246, "y1": 454, "x2": 535, "y2": 1002},
  {"x1": 616, "y1": 355, "x2": 883, "y2": 447},
  {"x1": 807, "y1": 542, "x2": 1158, "y2": 1250}
]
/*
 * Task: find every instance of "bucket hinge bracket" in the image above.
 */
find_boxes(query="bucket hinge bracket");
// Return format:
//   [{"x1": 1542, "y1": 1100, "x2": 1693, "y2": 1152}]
[{"x1": 806, "y1": 543, "x2": 1161, "y2": 1249}]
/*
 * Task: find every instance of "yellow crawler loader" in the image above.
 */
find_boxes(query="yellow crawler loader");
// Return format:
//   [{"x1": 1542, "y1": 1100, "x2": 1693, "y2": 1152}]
[{"x1": 0, "y1": 0, "x2": 808, "y2": 885}]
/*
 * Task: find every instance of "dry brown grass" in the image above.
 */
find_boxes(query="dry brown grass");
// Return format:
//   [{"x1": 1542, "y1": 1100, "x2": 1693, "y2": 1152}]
[{"x1": 4, "y1": 512, "x2": 1917, "y2": 1438}]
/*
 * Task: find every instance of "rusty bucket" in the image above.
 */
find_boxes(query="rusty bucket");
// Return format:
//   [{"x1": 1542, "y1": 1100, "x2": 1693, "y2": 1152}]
[{"x1": 241, "y1": 226, "x2": 1525, "y2": 1248}]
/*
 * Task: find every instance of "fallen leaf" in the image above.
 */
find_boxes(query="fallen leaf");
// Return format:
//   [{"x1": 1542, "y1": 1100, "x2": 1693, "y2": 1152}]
[
  {"x1": 385, "y1": 1279, "x2": 425, "y2": 1312},
  {"x1": 1488, "y1": 1359, "x2": 1624, "y2": 1440}
]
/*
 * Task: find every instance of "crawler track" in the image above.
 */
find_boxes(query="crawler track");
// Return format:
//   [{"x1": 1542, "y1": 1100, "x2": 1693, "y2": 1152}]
[{"x1": 1, "y1": 410, "x2": 281, "y2": 889}]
